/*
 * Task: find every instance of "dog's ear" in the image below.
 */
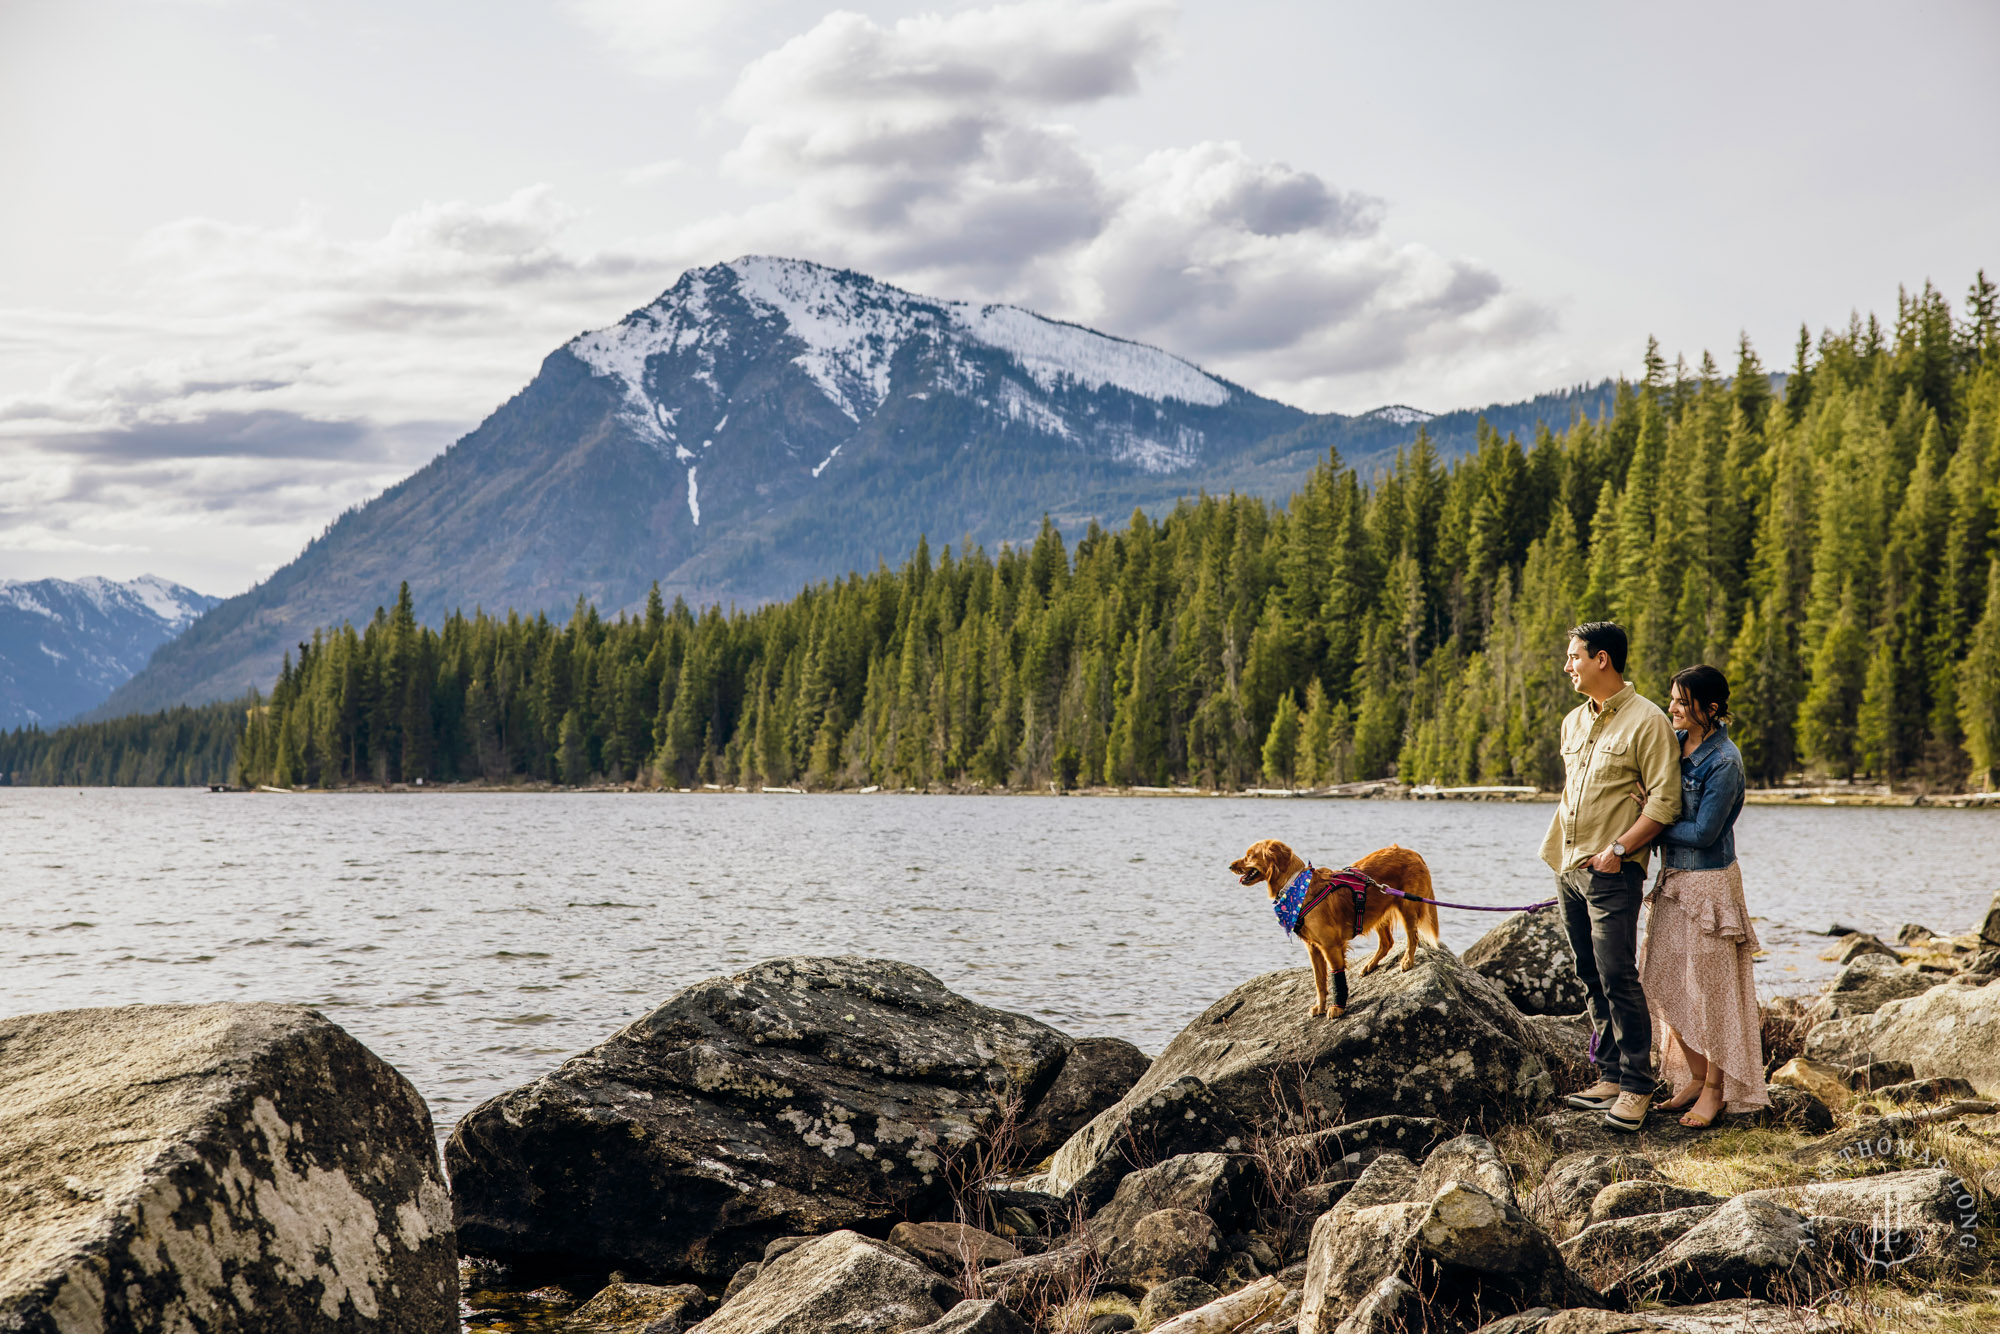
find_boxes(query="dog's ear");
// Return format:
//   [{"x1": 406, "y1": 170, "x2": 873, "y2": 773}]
[{"x1": 1262, "y1": 839, "x2": 1294, "y2": 874}]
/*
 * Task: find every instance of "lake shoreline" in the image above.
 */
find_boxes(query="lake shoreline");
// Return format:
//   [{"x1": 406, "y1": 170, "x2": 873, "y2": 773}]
[{"x1": 213, "y1": 778, "x2": 2000, "y2": 808}]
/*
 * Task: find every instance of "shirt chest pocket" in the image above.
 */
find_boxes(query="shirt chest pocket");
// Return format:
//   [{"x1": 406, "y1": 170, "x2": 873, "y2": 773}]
[{"x1": 1591, "y1": 736, "x2": 1633, "y2": 779}]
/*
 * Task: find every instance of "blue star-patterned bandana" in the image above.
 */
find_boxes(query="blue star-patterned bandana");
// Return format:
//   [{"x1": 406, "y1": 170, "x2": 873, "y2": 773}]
[{"x1": 1273, "y1": 865, "x2": 1316, "y2": 934}]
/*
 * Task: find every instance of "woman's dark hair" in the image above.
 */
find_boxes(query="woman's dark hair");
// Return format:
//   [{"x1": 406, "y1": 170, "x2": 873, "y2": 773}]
[
  {"x1": 1568, "y1": 621, "x2": 1628, "y2": 674},
  {"x1": 1669, "y1": 664, "x2": 1731, "y2": 729}
]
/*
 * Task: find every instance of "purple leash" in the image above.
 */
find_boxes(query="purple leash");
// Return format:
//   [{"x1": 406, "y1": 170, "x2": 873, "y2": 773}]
[{"x1": 1364, "y1": 876, "x2": 1558, "y2": 914}]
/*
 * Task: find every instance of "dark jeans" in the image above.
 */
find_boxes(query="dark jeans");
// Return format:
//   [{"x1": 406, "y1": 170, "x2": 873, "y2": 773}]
[{"x1": 1557, "y1": 864, "x2": 1653, "y2": 1094}]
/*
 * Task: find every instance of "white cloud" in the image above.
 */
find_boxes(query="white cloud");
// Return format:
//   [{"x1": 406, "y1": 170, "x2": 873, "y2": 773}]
[
  {"x1": 567, "y1": 0, "x2": 760, "y2": 77},
  {"x1": 0, "y1": 187, "x2": 683, "y2": 590},
  {"x1": 688, "y1": 0, "x2": 1551, "y2": 407}
]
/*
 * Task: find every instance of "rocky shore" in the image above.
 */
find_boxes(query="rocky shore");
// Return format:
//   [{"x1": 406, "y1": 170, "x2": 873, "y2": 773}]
[{"x1": 7, "y1": 901, "x2": 2000, "y2": 1334}]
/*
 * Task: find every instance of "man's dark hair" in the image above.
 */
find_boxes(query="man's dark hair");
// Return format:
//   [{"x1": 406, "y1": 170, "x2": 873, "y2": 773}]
[{"x1": 1568, "y1": 621, "x2": 1628, "y2": 675}]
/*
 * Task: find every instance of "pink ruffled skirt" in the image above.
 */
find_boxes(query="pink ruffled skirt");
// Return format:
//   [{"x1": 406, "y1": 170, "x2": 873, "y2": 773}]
[{"x1": 1638, "y1": 862, "x2": 1770, "y2": 1111}]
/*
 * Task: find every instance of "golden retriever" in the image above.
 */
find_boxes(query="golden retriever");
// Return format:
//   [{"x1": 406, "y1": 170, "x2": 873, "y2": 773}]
[{"x1": 1227, "y1": 839, "x2": 1441, "y2": 1016}]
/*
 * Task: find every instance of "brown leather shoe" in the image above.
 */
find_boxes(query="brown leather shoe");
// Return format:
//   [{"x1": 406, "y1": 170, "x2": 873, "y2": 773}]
[
  {"x1": 1563, "y1": 1079, "x2": 1620, "y2": 1110},
  {"x1": 1602, "y1": 1090, "x2": 1651, "y2": 1132}
]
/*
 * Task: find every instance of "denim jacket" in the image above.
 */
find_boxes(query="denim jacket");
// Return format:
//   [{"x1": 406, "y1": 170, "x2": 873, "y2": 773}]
[{"x1": 1657, "y1": 724, "x2": 1745, "y2": 870}]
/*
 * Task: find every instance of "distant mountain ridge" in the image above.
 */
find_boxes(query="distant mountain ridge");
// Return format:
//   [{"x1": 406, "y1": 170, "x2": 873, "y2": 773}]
[
  {"x1": 0, "y1": 575, "x2": 218, "y2": 727},
  {"x1": 94, "y1": 256, "x2": 1620, "y2": 719}
]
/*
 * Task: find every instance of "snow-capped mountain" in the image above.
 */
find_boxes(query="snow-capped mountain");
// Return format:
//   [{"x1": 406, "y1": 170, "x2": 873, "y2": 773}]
[
  {"x1": 93, "y1": 257, "x2": 1622, "y2": 718},
  {"x1": 565, "y1": 256, "x2": 1252, "y2": 530},
  {"x1": 0, "y1": 575, "x2": 219, "y2": 727}
]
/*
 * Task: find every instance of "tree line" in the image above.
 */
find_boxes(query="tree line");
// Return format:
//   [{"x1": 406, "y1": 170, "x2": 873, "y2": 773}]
[{"x1": 10, "y1": 275, "x2": 2000, "y2": 793}]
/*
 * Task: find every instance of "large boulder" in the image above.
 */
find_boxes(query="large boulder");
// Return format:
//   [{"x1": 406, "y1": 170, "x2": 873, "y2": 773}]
[
  {"x1": 1558, "y1": 1205, "x2": 1718, "y2": 1291},
  {"x1": 1405, "y1": 1183, "x2": 1580, "y2": 1319},
  {"x1": 1979, "y1": 892, "x2": 2000, "y2": 949},
  {"x1": 1098, "y1": 1208, "x2": 1222, "y2": 1294},
  {"x1": 1808, "y1": 954, "x2": 1938, "y2": 1018},
  {"x1": 1804, "y1": 981, "x2": 2000, "y2": 1093},
  {"x1": 1018, "y1": 1076, "x2": 1246, "y2": 1213},
  {"x1": 1526, "y1": 1153, "x2": 1660, "y2": 1235},
  {"x1": 691, "y1": 1230, "x2": 956, "y2": 1334},
  {"x1": 1609, "y1": 1196, "x2": 1818, "y2": 1304},
  {"x1": 886, "y1": 1222, "x2": 1018, "y2": 1275},
  {"x1": 907, "y1": 1299, "x2": 1030, "y2": 1334},
  {"x1": 1037, "y1": 951, "x2": 1553, "y2": 1207},
  {"x1": 1087, "y1": 1152, "x2": 1253, "y2": 1242},
  {"x1": 1585, "y1": 1180, "x2": 1724, "y2": 1225},
  {"x1": 0, "y1": 1003, "x2": 455, "y2": 1334},
  {"x1": 1013, "y1": 1037, "x2": 1150, "y2": 1164},
  {"x1": 572, "y1": 1280, "x2": 710, "y2": 1332},
  {"x1": 1417, "y1": 1135, "x2": 1518, "y2": 1208},
  {"x1": 448, "y1": 957, "x2": 1071, "y2": 1278},
  {"x1": 1463, "y1": 910, "x2": 1587, "y2": 1015}
]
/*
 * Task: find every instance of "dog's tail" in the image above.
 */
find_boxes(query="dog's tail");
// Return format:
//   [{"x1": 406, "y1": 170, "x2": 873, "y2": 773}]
[
  {"x1": 1418, "y1": 896, "x2": 1441, "y2": 944},
  {"x1": 1412, "y1": 858, "x2": 1441, "y2": 944}
]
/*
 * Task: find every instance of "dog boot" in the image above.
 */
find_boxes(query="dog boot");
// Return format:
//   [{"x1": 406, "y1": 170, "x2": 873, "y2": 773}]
[
  {"x1": 1563, "y1": 1080, "x2": 1620, "y2": 1110},
  {"x1": 1601, "y1": 1090, "x2": 1651, "y2": 1133}
]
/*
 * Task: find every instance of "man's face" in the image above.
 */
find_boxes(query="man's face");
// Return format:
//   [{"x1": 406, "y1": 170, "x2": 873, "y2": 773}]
[{"x1": 1564, "y1": 637, "x2": 1609, "y2": 694}]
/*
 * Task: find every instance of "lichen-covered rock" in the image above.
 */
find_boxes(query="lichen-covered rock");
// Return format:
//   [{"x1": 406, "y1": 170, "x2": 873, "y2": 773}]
[
  {"x1": 976, "y1": 1243, "x2": 1091, "y2": 1314},
  {"x1": 1013, "y1": 1037, "x2": 1150, "y2": 1164},
  {"x1": 1872, "y1": 1076, "x2": 1980, "y2": 1105},
  {"x1": 0, "y1": 1002, "x2": 455, "y2": 1334},
  {"x1": 1136, "y1": 1275, "x2": 1220, "y2": 1326},
  {"x1": 886, "y1": 1222, "x2": 1018, "y2": 1276},
  {"x1": 1274, "y1": 1115, "x2": 1447, "y2": 1185},
  {"x1": 1585, "y1": 1181, "x2": 1725, "y2": 1225},
  {"x1": 448, "y1": 957, "x2": 1071, "y2": 1278},
  {"x1": 1526, "y1": 1153, "x2": 1660, "y2": 1235},
  {"x1": 1295, "y1": 1201, "x2": 1428, "y2": 1329},
  {"x1": 1739, "y1": 1167, "x2": 1970, "y2": 1257},
  {"x1": 1329, "y1": 1272, "x2": 1420, "y2": 1334},
  {"x1": 1098, "y1": 1208, "x2": 1222, "y2": 1294},
  {"x1": 1767, "y1": 1057, "x2": 1851, "y2": 1111},
  {"x1": 691, "y1": 1230, "x2": 955, "y2": 1334},
  {"x1": 1558, "y1": 1206, "x2": 1717, "y2": 1290},
  {"x1": 1332, "y1": 1152, "x2": 1422, "y2": 1215},
  {"x1": 1807, "y1": 954, "x2": 1937, "y2": 1019},
  {"x1": 1088, "y1": 1153, "x2": 1252, "y2": 1242},
  {"x1": 1609, "y1": 1196, "x2": 1817, "y2": 1304},
  {"x1": 573, "y1": 1280, "x2": 709, "y2": 1332},
  {"x1": 907, "y1": 1299, "x2": 1031, "y2": 1334},
  {"x1": 1039, "y1": 951, "x2": 1552, "y2": 1208},
  {"x1": 1463, "y1": 910, "x2": 1587, "y2": 1015},
  {"x1": 1020, "y1": 1076, "x2": 1246, "y2": 1212},
  {"x1": 1405, "y1": 1183, "x2": 1581, "y2": 1320},
  {"x1": 1417, "y1": 1135, "x2": 1518, "y2": 1208},
  {"x1": 1805, "y1": 980, "x2": 2000, "y2": 1093}
]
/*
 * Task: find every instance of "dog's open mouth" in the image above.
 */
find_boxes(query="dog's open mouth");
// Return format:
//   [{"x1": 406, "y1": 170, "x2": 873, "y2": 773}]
[{"x1": 1237, "y1": 868, "x2": 1263, "y2": 886}]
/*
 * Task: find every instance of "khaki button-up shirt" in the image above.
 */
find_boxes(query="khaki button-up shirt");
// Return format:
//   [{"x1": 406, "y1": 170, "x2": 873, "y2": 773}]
[{"x1": 1540, "y1": 681, "x2": 1682, "y2": 873}]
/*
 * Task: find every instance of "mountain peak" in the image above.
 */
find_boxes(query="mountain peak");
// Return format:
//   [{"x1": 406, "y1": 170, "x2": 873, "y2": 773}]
[
  {"x1": 1, "y1": 574, "x2": 220, "y2": 727},
  {"x1": 568, "y1": 256, "x2": 1236, "y2": 465}
]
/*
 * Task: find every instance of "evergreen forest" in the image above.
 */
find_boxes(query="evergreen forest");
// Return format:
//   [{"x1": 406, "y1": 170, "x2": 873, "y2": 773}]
[{"x1": 11, "y1": 277, "x2": 2000, "y2": 794}]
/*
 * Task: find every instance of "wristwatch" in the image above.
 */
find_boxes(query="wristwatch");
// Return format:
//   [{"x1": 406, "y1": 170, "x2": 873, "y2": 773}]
[{"x1": 1610, "y1": 841, "x2": 1628, "y2": 858}]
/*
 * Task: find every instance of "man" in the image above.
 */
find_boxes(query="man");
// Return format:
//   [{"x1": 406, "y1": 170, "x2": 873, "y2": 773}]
[{"x1": 1540, "y1": 622, "x2": 1681, "y2": 1131}]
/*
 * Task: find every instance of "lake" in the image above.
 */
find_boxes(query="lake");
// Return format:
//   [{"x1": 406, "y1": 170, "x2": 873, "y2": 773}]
[{"x1": 3, "y1": 788, "x2": 1994, "y2": 1141}]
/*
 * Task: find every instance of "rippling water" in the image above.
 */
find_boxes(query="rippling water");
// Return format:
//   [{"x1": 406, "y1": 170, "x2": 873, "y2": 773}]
[{"x1": 3, "y1": 788, "x2": 1995, "y2": 1140}]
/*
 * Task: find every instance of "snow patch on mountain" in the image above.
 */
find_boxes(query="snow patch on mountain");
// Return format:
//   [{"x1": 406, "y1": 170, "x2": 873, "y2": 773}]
[
  {"x1": 567, "y1": 257, "x2": 1235, "y2": 454},
  {"x1": 0, "y1": 575, "x2": 220, "y2": 728},
  {"x1": 1365, "y1": 405, "x2": 1434, "y2": 426},
  {"x1": 947, "y1": 303, "x2": 1229, "y2": 407}
]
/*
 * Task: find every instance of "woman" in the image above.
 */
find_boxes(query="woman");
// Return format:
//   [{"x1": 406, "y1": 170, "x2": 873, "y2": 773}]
[{"x1": 1637, "y1": 664, "x2": 1767, "y2": 1127}]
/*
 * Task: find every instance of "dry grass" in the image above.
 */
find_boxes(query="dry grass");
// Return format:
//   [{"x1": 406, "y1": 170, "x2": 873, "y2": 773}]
[{"x1": 1651, "y1": 1125, "x2": 1821, "y2": 1197}]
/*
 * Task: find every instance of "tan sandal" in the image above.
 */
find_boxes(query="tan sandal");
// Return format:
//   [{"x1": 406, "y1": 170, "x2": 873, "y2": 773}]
[{"x1": 1679, "y1": 1081, "x2": 1726, "y2": 1128}]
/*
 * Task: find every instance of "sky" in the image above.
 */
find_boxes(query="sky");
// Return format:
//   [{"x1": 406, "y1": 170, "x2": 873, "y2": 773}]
[{"x1": 2, "y1": 0, "x2": 1996, "y2": 597}]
